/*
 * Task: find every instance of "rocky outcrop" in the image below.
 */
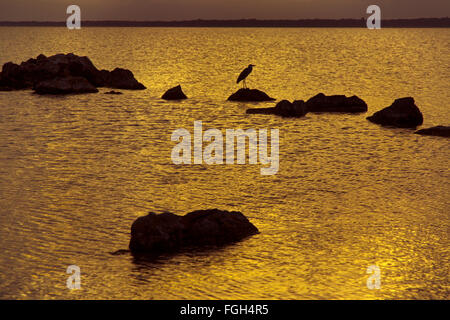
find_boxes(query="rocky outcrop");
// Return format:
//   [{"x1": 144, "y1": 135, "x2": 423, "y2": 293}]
[
  {"x1": 305, "y1": 93, "x2": 368, "y2": 113},
  {"x1": 162, "y1": 85, "x2": 188, "y2": 100},
  {"x1": 415, "y1": 126, "x2": 450, "y2": 138},
  {"x1": 246, "y1": 99, "x2": 308, "y2": 118},
  {"x1": 0, "y1": 62, "x2": 28, "y2": 90},
  {"x1": 367, "y1": 97, "x2": 424, "y2": 128},
  {"x1": 228, "y1": 88, "x2": 275, "y2": 102},
  {"x1": 129, "y1": 209, "x2": 259, "y2": 253},
  {"x1": 34, "y1": 76, "x2": 98, "y2": 94},
  {"x1": 0, "y1": 53, "x2": 146, "y2": 94}
]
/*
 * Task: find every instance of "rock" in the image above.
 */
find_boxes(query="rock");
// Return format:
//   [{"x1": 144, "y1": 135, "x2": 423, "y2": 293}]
[
  {"x1": 105, "y1": 90, "x2": 123, "y2": 95},
  {"x1": 247, "y1": 99, "x2": 308, "y2": 118},
  {"x1": 228, "y1": 88, "x2": 275, "y2": 102},
  {"x1": 305, "y1": 93, "x2": 368, "y2": 113},
  {"x1": 110, "y1": 249, "x2": 130, "y2": 256},
  {"x1": 0, "y1": 72, "x2": 12, "y2": 91},
  {"x1": 129, "y1": 209, "x2": 259, "y2": 253},
  {"x1": 106, "y1": 68, "x2": 146, "y2": 90},
  {"x1": 415, "y1": 126, "x2": 450, "y2": 138},
  {"x1": 34, "y1": 76, "x2": 99, "y2": 95},
  {"x1": 162, "y1": 85, "x2": 188, "y2": 100},
  {"x1": 367, "y1": 97, "x2": 424, "y2": 128},
  {"x1": 0, "y1": 53, "x2": 146, "y2": 93},
  {"x1": 0, "y1": 62, "x2": 27, "y2": 89}
]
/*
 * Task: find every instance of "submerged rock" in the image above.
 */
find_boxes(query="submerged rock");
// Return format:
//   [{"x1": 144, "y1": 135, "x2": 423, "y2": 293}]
[
  {"x1": 367, "y1": 97, "x2": 423, "y2": 128},
  {"x1": 415, "y1": 126, "x2": 450, "y2": 138},
  {"x1": 129, "y1": 209, "x2": 259, "y2": 253},
  {"x1": 162, "y1": 85, "x2": 188, "y2": 100},
  {"x1": 247, "y1": 99, "x2": 308, "y2": 118},
  {"x1": 104, "y1": 90, "x2": 123, "y2": 95},
  {"x1": 34, "y1": 76, "x2": 98, "y2": 95},
  {"x1": 0, "y1": 53, "x2": 146, "y2": 93},
  {"x1": 305, "y1": 93, "x2": 368, "y2": 113},
  {"x1": 228, "y1": 88, "x2": 275, "y2": 102},
  {"x1": 110, "y1": 249, "x2": 130, "y2": 256}
]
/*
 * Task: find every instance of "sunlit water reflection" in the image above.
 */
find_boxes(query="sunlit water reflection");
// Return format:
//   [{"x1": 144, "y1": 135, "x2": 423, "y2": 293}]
[{"x1": 0, "y1": 27, "x2": 448, "y2": 299}]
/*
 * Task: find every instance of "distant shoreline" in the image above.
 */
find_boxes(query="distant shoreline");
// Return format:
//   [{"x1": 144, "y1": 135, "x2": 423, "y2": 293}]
[{"x1": 0, "y1": 18, "x2": 449, "y2": 28}]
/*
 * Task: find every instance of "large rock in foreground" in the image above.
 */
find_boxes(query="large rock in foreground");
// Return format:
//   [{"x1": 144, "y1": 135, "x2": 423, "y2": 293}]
[
  {"x1": 129, "y1": 209, "x2": 259, "y2": 253},
  {"x1": 247, "y1": 99, "x2": 308, "y2": 118},
  {"x1": 305, "y1": 93, "x2": 368, "y2": 113},
  {"x1": 367, "y1": 97, "x2": 423, "y2": 128},
  {"x1": 228, "y1": 88, "x2": 275, "y2": 102},
  {"x1": 415, "y1": 126, "x2": 450, "y2": 138},
  {"x1": 34, "y1": 76, "x2": 98, "y2": 94},
  {"x1": 162, "y1": 85, "x2": 188, "y2": 100},
  {"x1": 0, "y1": 53, "x2": 146, "y2": 94}
]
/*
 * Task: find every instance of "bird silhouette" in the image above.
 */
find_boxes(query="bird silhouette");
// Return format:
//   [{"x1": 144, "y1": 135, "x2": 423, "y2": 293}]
[{"x1": 236, "y1": 64, "x2": 255, "y2": 89}]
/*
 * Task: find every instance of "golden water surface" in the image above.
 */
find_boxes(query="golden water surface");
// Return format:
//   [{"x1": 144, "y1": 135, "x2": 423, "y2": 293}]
[{"x1": 0, "y1": 27, "x2": 449, "y2": 299}]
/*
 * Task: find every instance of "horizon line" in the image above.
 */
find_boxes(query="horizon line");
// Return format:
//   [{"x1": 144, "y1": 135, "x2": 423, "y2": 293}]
[
  {"x1": 1, "y1": 17, "x2": 450, "y2": 22},
  {"x1": 1, "y1": 18, "x2": 449, "y2": 28}
]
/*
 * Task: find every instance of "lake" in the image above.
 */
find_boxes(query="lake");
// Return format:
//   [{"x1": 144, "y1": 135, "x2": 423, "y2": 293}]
[{"x1": 0, "y1": 27, "x2": 448, "y2": 299}]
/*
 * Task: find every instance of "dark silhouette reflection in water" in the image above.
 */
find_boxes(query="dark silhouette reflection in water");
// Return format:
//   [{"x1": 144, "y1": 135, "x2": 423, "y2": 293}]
[{"x1": 130, "y1": 241, "x2": 244, "y2": 266}]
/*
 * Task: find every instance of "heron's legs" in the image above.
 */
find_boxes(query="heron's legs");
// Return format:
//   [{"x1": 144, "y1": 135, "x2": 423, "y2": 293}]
[{"x1": 243, "y1": 79, "x2": 247, "y2": 89}]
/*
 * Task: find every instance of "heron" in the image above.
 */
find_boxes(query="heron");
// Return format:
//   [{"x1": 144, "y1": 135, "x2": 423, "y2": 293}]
[{"x1": 236, "y1": 64, "x2": 255, "y2": 89}]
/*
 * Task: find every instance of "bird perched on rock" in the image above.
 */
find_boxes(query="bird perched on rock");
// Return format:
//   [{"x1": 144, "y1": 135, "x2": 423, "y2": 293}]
[{"x1": 236, "y1": 64, "x2": 255, "y2": 88}]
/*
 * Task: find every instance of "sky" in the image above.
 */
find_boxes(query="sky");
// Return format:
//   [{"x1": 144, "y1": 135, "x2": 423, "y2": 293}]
[{"x1": 0, "y1": 0, "x2": 449, "y2": 21}]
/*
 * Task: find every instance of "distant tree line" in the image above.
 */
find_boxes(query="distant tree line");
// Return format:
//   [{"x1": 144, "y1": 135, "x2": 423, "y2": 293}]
[{"x1": 0, "y1": 18, "x2": 449, "y2": 28}]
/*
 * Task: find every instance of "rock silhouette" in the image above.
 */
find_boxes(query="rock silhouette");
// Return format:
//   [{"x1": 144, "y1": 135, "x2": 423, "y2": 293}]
[
  {"x1": 107, "y1": 68, "x2": 146, "y2": 90},
  {"x1": 162, "y1": 85, "x2": 188, "y2": 100},
  {"x1": 0, "y1": 53, "x2": 146, "y2": 94},
  {"x1": 367, "y1": 97, "x2": 424, "y2": 128},
  {"x1": 129, "y1": 209, "x2": 259, "y2": 253},
  {"x1": 228, "y1": 88, "x2": 275, "y2": 102},
  {"x1": 305, "y1": 93, "x2": 368, "y2": 113},
  {"x1": 104, "y1": 90, "x2": 123, "y2": 95},
  {"x1": 34, "y1": 76, "x2": 99, "y2": 94},
  {"x1": 247, "y1": 99, "x2": 308, "y2": 118},
  {"x1": 415, "y1": 126, "x2": 450, "y2": 138}
]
